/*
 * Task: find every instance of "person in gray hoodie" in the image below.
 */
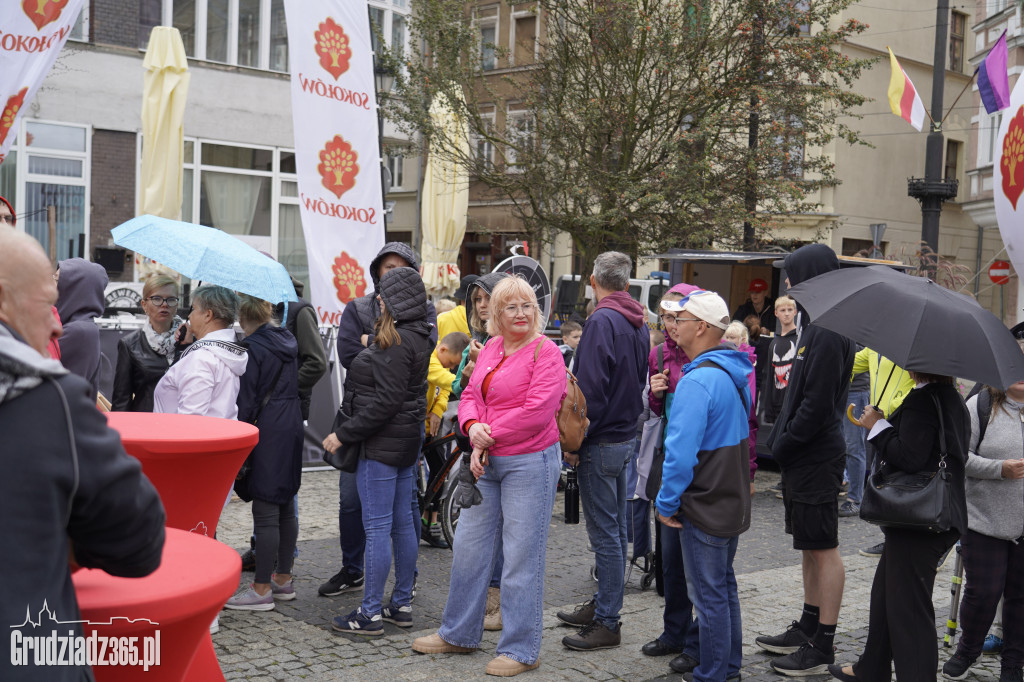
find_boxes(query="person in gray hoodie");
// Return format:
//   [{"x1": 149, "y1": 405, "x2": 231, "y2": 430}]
[
  {"x1": 55, "y1": 257, "x2": 108, "y2": 399},
  {"x1": 942, "y1": 362, "x2": 1024, "y2": 682}
]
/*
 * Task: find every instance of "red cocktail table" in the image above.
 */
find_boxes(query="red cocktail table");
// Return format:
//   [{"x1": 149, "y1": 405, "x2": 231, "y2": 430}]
[
  {"x1": 105, "y1": 412, "x2": 258, "y2": 536},
  {"x1": 72, "y1": 528, "x2": 241, "y2": 681}
]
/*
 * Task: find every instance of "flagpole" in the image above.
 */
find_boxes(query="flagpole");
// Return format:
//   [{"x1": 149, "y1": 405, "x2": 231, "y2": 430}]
[{"x1": 941, "y1": 70, "x2": 978, "y2": 126}]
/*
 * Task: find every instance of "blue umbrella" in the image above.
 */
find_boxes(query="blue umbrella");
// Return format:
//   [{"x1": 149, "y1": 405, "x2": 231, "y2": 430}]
[{"x1": 111, "y1": 215, "x2": 297, "y2": 305}]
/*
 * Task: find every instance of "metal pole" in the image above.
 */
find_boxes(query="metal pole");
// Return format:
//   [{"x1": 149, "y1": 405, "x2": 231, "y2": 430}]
[{"x1": 921, "y1": 0, "x2": 950, "y2": 255}]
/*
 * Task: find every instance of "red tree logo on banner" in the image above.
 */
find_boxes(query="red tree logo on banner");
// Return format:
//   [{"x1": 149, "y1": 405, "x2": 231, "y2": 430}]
[
  {"x1": 318, "y1": 135, "x2": 359, "y2": 199},
  {"x1": 22, "y1": 0, "x2": 70, "y2": 31},
  {"x1": 0, "y1": 88, "x2": 28, "y2": 149},
  {"x1": 332, "y1": 252, "x2": 367, "y2": 303},
  {"x1": 1002, "y1": 106, "x2": 1024, "y2": 210},
  {"x1": 314, "y1": 17, "x2": 353, "y2": 80}
]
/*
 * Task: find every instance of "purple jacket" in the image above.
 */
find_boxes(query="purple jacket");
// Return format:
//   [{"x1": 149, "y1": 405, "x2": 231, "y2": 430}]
[
  {"x1": 736, "y1": 341, "x2": 759, "y2": 480},
  {"x1": 647, "y1": 283, "x2": 700, "y2": 417}
]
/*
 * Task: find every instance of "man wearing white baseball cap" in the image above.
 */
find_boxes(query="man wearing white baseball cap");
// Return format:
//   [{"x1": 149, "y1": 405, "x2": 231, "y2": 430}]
[{"x1": 654, "y1": 290, "x2": 753, "y2": 682}]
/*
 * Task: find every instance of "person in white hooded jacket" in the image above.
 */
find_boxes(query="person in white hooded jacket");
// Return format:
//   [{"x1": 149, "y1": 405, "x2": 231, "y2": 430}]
[{"x1": 154, "y1": 285, "x2": 248, "y2": 419}]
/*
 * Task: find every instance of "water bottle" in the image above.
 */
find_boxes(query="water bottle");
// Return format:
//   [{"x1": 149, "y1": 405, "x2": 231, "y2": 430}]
[{"x1": 564, "y1": 467, "x2": 580, "y2": 524}]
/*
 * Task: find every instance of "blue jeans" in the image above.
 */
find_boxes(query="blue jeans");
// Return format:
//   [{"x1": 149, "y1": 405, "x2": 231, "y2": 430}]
[
  {"x1": 439, "y1": 444, "x2": 560, "y2": 664},
  {"x1": 843, "y1": 389, "x2": 869, "y2": 504},
  {"x1": 659, "y1": 521, "x2": 701, "y2": 658},
  {"x1": 578, "y1": 439, "x2": 634, "y2": 628},
  {"x1": 338, "y1": 470, "x2": 364, "y2": 576},
  {"x1": 355, "y1": 458, "x2": 418, "y2": 615},
  {"x1": 680, "y1": 519, "x2": 741, "y2": 682}
]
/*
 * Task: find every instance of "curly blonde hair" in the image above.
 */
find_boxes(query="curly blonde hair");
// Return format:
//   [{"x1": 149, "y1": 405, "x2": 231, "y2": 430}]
[{"x1": 486, "y1": 276, "x2": 545, "y2": 338}]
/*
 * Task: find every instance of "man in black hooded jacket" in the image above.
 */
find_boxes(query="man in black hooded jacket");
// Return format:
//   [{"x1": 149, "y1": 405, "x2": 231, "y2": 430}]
[
  {"x1": 320, "y1": 242, "x2": 437, "y2": 597},
  {"x1": 757, "y1": 244, "x2": 854, "y2": 676}
]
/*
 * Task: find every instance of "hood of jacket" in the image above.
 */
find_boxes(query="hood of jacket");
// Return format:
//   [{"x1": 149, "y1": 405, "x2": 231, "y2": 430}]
[
  {"x1": 783, "y1": 243, "x2": 839, "y2": 288},
  {"x1": 378, "y1": 267, "x2": 428, "y2": 323},
  {"x1": 595, "y1": 290, "x2": 646, "y2": 329},
  {"x1": 243, "y1": 324, "x2": 298, "y2": 363},
  {"x1": 465, "y1": 271, "x2": 510, "y2": 341},
  {"x1": 369, "y1": 242, "x2": 420, "y2": 288},
  {"x1": 0, "y1": 322, "x2": 68, "y2": 405},
  {"x1": 56, "y1": 258, "x2": 108, "y2": 323},
  {"x1": 185, "y1": 329, "x2": 249, "y2": 377},
  {"x1": 663, "y1": 283, "x2": 703, "y2": 352},
  {"x1": 684, "y1": 346, "x2": 753, "y2": 411}
]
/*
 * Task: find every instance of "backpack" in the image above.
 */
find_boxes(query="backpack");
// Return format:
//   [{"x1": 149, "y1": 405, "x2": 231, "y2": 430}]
[
  {"x1": 534, "y1": 339, "x2": 589, "y2": 452},
  {"x1": 975, "y1": 387, "x2": 993, "y2": 453}
]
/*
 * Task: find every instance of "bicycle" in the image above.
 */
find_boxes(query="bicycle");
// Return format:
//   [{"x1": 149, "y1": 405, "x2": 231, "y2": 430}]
[{"x1": 417, "y1": 430, "x2": 468, "y2": 549}]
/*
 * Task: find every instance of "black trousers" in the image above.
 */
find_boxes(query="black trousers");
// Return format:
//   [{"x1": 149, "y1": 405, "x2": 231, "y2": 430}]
[
  {"x1": 957, "y1": 529, "x2": 1024, "y2": 667},
  {"x1": 853, "y1": 527, "x2": 959, "y2": 682}
]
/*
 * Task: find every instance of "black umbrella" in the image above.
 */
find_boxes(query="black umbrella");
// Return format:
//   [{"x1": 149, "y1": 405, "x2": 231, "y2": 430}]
[{"x1": 787, "y1": 265, "x2": 1024, "y2": 390}]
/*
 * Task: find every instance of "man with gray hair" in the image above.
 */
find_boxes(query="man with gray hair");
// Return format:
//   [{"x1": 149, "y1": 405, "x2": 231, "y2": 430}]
[{"x1": 560, "y1": 251, "x2": 650, "y2": 651}]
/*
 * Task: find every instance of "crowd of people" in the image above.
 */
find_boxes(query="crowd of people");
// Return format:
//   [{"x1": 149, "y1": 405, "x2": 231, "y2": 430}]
[{"x1": 3, "y1": 189, "x2": 1022, "y2": 681}]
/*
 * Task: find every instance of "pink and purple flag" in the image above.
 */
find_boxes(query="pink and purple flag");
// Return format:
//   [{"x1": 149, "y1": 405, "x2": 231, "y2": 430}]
[{"x1": 979, "y1": 31, "x2": 1010, "y2": 114}]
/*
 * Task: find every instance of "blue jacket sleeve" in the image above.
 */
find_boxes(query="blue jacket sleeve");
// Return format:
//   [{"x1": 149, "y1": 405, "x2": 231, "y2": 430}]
[
  {"x1": 655, "y1": 379, "x2": 710, "y2": 517},
  {"x1": 337, "y1": 304, "x2": 366, "y2": 371}
]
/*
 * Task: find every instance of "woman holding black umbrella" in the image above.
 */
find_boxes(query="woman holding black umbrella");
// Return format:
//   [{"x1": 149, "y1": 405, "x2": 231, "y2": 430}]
[{"x1": 829, "y1": 371, "x2": 968, "y2": 682}]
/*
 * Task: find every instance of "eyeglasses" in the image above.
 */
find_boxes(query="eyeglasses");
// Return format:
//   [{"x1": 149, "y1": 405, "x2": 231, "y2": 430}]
[
  {"x1": 146, "y1": 296, "x2": 179, "y2": 307},
  {"x1": 0, "y1": 214, "x2": 14, "y2": 225},
  {"x1": 503, "y1": 303, "x2": 536, "y2": 316},
  {"x1": 675, "y1": 317, "x2": 704, "y2": 324},
  {"x1": 660, "y1": 314, "x2": 679, "y2": 325}
]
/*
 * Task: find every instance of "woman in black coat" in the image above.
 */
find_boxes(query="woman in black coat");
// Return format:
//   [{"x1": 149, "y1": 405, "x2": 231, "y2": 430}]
[
  {"x1": 323, "y1": 267, "x2": 432, "y2": 635},
  {"x1": 224, "y1": 295, "x2": 303, "y2": 612},
  {"x1": 112, "y1": 274, "x2": 182, "y2": 412},
  {"x1": 830, "y1": 372, "x2": 968, "y2": 682}
]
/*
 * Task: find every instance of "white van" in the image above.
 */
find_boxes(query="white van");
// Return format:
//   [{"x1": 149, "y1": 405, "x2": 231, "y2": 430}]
[{"x1": 549, "y1": 274, "x2": 671, "y2": 331}]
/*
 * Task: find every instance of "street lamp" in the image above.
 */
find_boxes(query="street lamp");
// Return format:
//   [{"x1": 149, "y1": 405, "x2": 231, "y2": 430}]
[{"x1": 373, "y1": 61, "x2": 395, "y2": 224}]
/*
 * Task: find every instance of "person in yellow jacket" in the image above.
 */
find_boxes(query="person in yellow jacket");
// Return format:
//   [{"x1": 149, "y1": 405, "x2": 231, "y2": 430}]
[
  {"x1": 436, "y1": 275, "x2": 477, "y2": 340},
  {"x1": 426, "y1": 331, "x2": 471, "y2": 436},
  {"x1": 854, "y1": 347, "x2": 916, "y2": 559},
  {"x1": 853, "y1": 347, "x2": 915, "y2": 417}
]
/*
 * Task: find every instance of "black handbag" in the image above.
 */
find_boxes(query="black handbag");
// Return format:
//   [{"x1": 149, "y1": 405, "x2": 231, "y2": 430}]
[
  {"x1": 322, "y1": 408, "x2": 361, "y2": 473},
  {"x1": 859, "y1": 393, "x2": 953, "y2": 533}
]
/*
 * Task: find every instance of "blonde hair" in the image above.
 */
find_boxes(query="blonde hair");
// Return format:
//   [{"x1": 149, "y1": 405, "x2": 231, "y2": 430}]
[
  {"x1": 142, "y1": 273, "x2": 178, "y2": 300},
  {"x1": 724, "y1": 321, "x2": 749, "y2": 345},
  {"x1": 435, "y1": 298, "x2": 457, "y2": 314},
  {"x1": 486, "y1": 275, "x2": 544, "y2": 337},
  {"x1": 238, "y1": 294, "x2": 273, "y2": 329},
  {"x1": 775, "y1": 295, "x2": 796, "y2": 310},
  {"x1": 374, "y1": 304, "x2": 401, "y2": 350}
]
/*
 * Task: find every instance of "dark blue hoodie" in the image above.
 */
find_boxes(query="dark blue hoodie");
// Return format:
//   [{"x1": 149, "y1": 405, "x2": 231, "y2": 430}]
[
  {"x1": 575, "y1": 291, "x2": 650, "y2": 445},
  {"x1": 56, "y1": 258, "x2": 108, "y2": 398},
  {"x1": 235, "y1": 324, "x2": 303, "y2": 505},
  {"x1": 766, "y1": 244, "x2": 854, "y2": 469}
]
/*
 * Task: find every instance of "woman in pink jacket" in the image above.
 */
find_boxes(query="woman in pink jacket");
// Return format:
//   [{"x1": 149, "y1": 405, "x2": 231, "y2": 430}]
[{"x1": 413, "y1": 276, "x2": 567, "y2": 677}]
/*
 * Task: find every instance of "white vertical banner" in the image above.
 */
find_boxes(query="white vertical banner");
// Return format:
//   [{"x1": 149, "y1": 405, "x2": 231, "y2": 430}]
[
  {"x1": 284, "y1": 0, "x2": 385, "y2": 327},
  {"x1": 995, "y1": 76, "x2": 1024, "y2": 280},
  {"x1": 0, "y1": 0, "x2": 86, "y2": 164}
]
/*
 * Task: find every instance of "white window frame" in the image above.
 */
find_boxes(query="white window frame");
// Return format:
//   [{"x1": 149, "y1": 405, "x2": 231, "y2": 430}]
[
  {"x1": 387, "y1": 154, "x2": 405, "y2": 190},
  {"x1": 13, "y1": 119, "x2": 91, "y2": 259},
  {"x1": 473, "y1": 5, "x2": 500, "y2": 72},
  {"x1": 69, "y1": 5, "x2": 90, "y2": 42},
  {"x1": 505, "y1": 106, "x2": 533, "y2": 173},
  {"x1": 980, "y1": 110, "x2": 1003, "y2": 167},
  {"x1": 157, "y1": 0, "x2": 287, "y2": 72},
  {"x1": 472, "y1": 111, "x2": 496, "y2": 177}
]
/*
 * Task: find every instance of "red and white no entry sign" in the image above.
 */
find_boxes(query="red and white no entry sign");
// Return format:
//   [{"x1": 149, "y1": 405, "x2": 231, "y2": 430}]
[{"x1": 989, "y1": 260, "x2": 1011, "y2": 285}]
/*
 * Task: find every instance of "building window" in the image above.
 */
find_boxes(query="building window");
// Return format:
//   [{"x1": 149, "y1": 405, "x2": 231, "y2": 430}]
[
  {"x1": 842, "y1": 238, "x2": 887, "y2": 258},
  {"x1": 983, "y1": 111, "x2": 1003, "y2": 166},
  {"x1": 511, "y1": 12, "x2": 536, "y2": 66},
  {"x1": 505, "y1": 108, "x2": 533, "y2": 173},
  {"x1": 5, "y1": 120, "x2": 90, "y2": 261},
  {"x1": 391, "y1": 14, "x2": 406, "y2": 60},
  {"x1": 475, "y1": 6, "x2": 499, "y2": 71},
  {"x1": 780, "y1": 0, "x2": 810, "y2": 36},
  {"x1": 69, "y1": 6, "x2": 89, "y2": 42},
  {"x1": 387, "y1": 154, "x2": 404, "y2": 190},
  {"x1": 144, "y1": 0, "x2": 290, "y2": 72},
  {"x1": 949, "y1": 11, "x2": 966, "y2": 72},
  {"x1": 369, "y1": 6, "x2": 386, "y2": 57},
  {"x1": 945, "y1": 139, "x2": 961, "y2": 182},
  {"x1": 772, "y1": 113, "x2": 804, "y2": 179},
  {"x1": 472, "y1": 111, "x2": 496, "y2": 176}
]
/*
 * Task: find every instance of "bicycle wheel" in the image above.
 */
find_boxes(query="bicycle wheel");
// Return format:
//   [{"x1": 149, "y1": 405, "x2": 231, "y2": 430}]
[{"x1": 440, "y1": 488, "x2": 461, "y2": 550}]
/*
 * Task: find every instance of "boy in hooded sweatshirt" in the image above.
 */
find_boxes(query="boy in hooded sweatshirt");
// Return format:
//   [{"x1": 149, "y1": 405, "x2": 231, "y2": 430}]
[
  {"x1": 757, "y1": 244, "x2": 854, "y2": 676},
  {"x1": 55, "y1": 258, "x2": 108, "y2": 399}
]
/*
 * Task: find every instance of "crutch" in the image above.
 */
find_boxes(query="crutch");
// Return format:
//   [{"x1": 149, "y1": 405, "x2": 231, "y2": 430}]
[{"x1": 945, "y1": 542, "x2": 965, "y2": 648}]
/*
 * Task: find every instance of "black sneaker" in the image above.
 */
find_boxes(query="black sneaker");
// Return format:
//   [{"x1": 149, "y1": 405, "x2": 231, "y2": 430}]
[
  {"x1": 755, "y1": 621, "x2": 810, "y2": 654},
  {"x1": 240, "y1": 548, "x2": 256, "y2": 572},
  {"x1": 381, "y1": 602, "x2": 413, "y2": 628},
  {"x1": 942, "y1": 651, "x2": 976, "y2": 680},
  {"x1": 838, "y1": 501, "x2": 860, "y2": 518},
  {"x1": 561, "y1": 621, "x2": 621, "y2": 651},
  {"x1": 1001, "y1": 667, "x2": 1024, "y2": 682},
  {"x1": 556, "y1": 599, "x2": 596, "y2": 626},
  {"x1": 641, "y1": 638, "x2": 683, "y2": 657},
  {"x1": 828, "y1": 664, "x2": 859, "y2": 682},
  {"x1": 318, "y1": 568, "x2": 364, "y2": 597},
  {"x1": 859, "y1": 542, "x2": 884, "y2": 558},
  {"x1": 669, "y1": 652, "x2": 699, "y2": 674},
  {"x1": 770, "y1": 641, "x2": 834, "y2": 676}
]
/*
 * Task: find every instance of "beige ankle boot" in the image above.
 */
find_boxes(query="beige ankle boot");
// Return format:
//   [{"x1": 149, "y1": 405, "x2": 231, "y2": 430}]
[{"x1": 483, "y1": 586, "x2": 502, "y2": 631}]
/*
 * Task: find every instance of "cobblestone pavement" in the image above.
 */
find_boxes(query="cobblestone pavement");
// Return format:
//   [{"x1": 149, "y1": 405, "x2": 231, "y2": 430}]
[{"x1": 212, "y1": 467, "x2": 1003, "y2": 681}]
